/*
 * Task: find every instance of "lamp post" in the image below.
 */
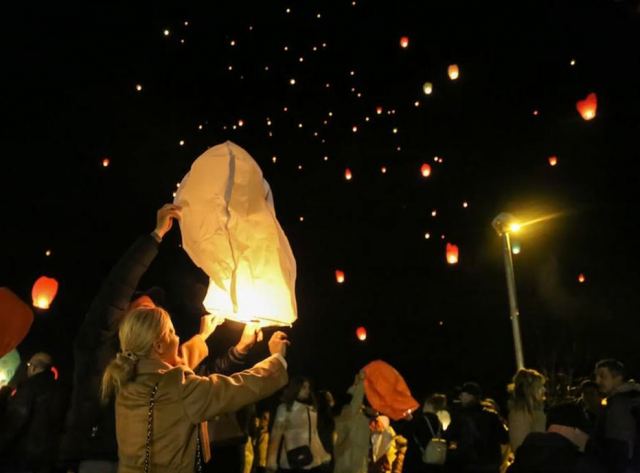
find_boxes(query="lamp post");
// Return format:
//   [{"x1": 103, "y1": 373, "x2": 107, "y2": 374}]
[{"x1": 492, "y1": 213, "x2": 525, "y2": 370}]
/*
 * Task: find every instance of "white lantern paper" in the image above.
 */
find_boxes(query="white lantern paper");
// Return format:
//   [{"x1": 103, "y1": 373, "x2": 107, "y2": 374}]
[
  {"x1": 0, "y1": 349, "x2": 20, "y2": 387},
  {"x1": 174, "y1": 141, "x2": 297, "y2": 327}
]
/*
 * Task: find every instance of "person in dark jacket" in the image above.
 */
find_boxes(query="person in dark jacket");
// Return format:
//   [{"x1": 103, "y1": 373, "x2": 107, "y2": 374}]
[
  {"x1": 0, "y1": 352, "x2": 67, "y2": 473},
  {"x1": 445, "y1": 382, "x2": 508, "y2": 473},
  {"x1": 396, "y1": 395, "x2": 443, "y2": 473},
  {"x1": 592, "y1": 359, "x2": 640, "y2": 473}
]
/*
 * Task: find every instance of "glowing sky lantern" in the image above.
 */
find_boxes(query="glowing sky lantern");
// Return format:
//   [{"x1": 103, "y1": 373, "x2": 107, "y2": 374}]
[
  {"x1": 399, "y1": 36, "x2": 410, "y2": 48},
  {"x1": 0, "y1": 350, "x2": 20, "y2": 387},
  {"x1": 578, "y1": 273, "x2": 586, "y2": 283},
  {"x1": 32, "y1": 276, "x2": 59, "y2": 310},
  {"x1": 548, "y1": 155, "x2": 558, "y2": 167},
  {"x1": 448, "y1": 64, "x2": 460, "y2": 80},
  {"x1": 576, "y1": 92, "x2": 597, "y2": 121},
  {"x1": 420, "y1": 163, "x2": 432, "y2": 177},
  {"x1": 445, "y1": 243, "x2": 459, "y2": 264},
  {"x1": 376, "y1": 106, "x2": 383, "y2": 115},
  {"x1": 345, "y1": 168, "x2": 353, "y2": 181},
  {"x1": 102, "y1": 158, "x2": 110, "y2": 168},
  {"x1": 423, "y1": 82, "x2": 433, "y2": 95},
  {"x1": 174, "y1": 141, "x2": 297, "y2": 327},
  {"x1": 512, "y1": 241, "x2": 521, "y2": 254},
  {"x1": 335, "y1": 270, "x2": 345, "y2": 284},
  {"x1": 356, "y1": 326, "x2": 367, "y2": 341}
]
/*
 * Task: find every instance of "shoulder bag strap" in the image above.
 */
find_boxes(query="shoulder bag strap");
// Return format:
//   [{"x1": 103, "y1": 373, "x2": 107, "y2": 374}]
[
  {"x1": 307, "y1": 407, "x2": 312, "y2": 445},
  {"x1": 144, "y1": 382, "x2": 160, "y2": 473},
  {"x1": 424, "y1": 414, "x2": 437, "y2": 438}
]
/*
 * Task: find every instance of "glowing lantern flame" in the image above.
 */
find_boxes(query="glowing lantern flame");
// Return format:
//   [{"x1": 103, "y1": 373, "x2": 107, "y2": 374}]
[
  {"x1": 102, "y1": 158, "x2": 110, "y2": 168},
  {"x1": 448, "y1": 64, "x2": 460, "y2": 80},
  {"x1": 445, "y1": 243, "x2": 459, "y2": 265},
  {"x1": 421, "y1": 163, "x2": 432, "y2": 177},
  {"x1": 423, "y1": 82, "x2": 433, "y2": 95},
  {"x1": 576, "y1": 93, "x2": 597, "y2": 121},
  {"x1": 548, "y1": 156, "x2": 558, "y2": 167},
  {"x1": 400, "y1": 36, "x2": 409, "y2": 48},
  {"x1": 345, "y1": 168, "x2": 352, "y2": 181},
  {"x1": 376, "y1": 106, "x2": 383, "y2": 115},
  {"x1": 31, "y1": 276, "x2": 59, "y2": 310},
  {"x1": 356, "y1": 326, "x2": 367, "y2": 341},
  {"x1": 335, "y1": 270, "x2": 345, "y2": 284},
  {"x1": 578, "y1": 273, "x2": 586, "y2": 283}
]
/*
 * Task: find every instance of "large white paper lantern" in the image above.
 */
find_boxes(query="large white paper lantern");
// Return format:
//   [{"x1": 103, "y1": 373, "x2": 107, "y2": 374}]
[{"x1": 174, "y1": 141, "x2": 297, "y2": 327}]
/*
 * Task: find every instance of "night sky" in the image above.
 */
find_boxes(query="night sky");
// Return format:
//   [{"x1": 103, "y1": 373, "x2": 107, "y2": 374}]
[{"x1": 3, "y1": 0, "x2": 640, "y2": 403}]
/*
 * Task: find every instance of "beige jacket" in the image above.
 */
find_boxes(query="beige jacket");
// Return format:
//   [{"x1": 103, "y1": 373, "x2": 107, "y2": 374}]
[{"x1": 116, "y1": 336, "x2": 288, "y2": 473}]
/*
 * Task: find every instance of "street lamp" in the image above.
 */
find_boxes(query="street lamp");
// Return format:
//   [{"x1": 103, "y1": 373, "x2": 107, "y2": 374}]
[{"x1": 492, "y1": 212, "x2": 525, "y2": 370}]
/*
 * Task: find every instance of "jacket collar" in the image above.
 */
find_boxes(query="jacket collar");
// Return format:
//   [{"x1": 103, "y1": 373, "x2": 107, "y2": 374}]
[{"x1": 136, "y1": 357, "x2": 174, "y2": 375}]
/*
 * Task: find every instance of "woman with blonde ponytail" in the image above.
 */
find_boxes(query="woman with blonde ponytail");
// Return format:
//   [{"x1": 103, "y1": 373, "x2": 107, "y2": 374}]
[
  {"x1": 102, "y1": 306, "x2": 289, "y2": 473},
  {"x1": 507, "y1": 368, "x2": 547, "y2": 452}
]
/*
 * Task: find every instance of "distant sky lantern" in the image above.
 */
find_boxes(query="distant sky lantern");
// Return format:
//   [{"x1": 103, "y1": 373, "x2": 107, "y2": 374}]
[
  {"x1": 32, "y1": 276, "x2": 59, "y2": 310},
  {"x1": 400, "y1": 36, "x2": 410, "y2": 48},
  {"x1": 135, "y1": 84, "x2": 143, "y2": 92},
  {"x1": 376, "y1": 106, "x2": 383, "y2": 115},
  {"x1": 421, "y1": 163, "x2": 432, "y2": 177},
  {"x1": 548, "y1": 155, "x2": 558, "y2": 167},
  {"x1": 578, "y1": 273, "x2": 586, "y2": 283},
  {"x1": 431, "y1": 210, "x2": 437, "y2": 217},
  {"x1": 179, "y1": 140, "x2": 185, "y2": 146},
  {"x1": 533, "y1": 110, "x2": 540, "y2": 116},
  {"x1": 512, "y1": 241, "x2": 521, "y2": 255},
  {"x1": 102, "y1": 158, "x2": 110, "y2": 168},
  {"x1": 356, "y1": 326, "x2": 367, "y2": 341},
  {"x1": 576, "y1": 92, "x2": 597, "y2": 121},
  {"x1": 448, "y1": 64, "x2": 460, "y2": 80},
  {"x1": 423, "y1": 82, "x2": 433, "y2": 95},
  {"x1": 446, "y1": 243, "x2": 459, "y2": 264},
  {"x1": 45, "y1": 250, "x2": 52, "y2": 257},
  {"x1": 570, "y1": 59, "x2": 576, "y2": 66},
  {"x1": 238, "y1": 119, "x2": 244, "y2": 127},
  {"x1": 163, "y1": 29, "x2": 170, "y2": 37},
  {"x1": 289, "y1": 78, "x2": 296, "y2": 85},
  {"x1": 335, "y1": 270, "x2": 345, "y2": 284},
  {"x1": 345, "y1": 168, "x2": 353, "y2": 180},
  {"x1": 462, "y1": 201, "x2": 468, "y2": 208},
  {"x1": 352, "y1": 125, "x2": 358, "y2": 133},
  {"x1": 381, "y1": 166, "x2": 387, "y2": 174},
  {"x1": 424, "y1": 233, "x2": 430, "y2": 239}
]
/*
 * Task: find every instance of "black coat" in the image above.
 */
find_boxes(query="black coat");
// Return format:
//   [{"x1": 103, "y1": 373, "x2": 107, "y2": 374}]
[
  {"x1": 0, "y1": 370, "x2": 67, "y2": 473},
  {"x1": 58, "y1": 234, "x2": 160, "y2": 465},
  {"x1": 396, "y1": 412, "x2": 442, "y2": 473}
]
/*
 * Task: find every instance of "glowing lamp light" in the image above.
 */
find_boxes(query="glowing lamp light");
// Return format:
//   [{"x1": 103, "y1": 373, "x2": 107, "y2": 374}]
[
  {"x1": 509, "y1": 223, "x2": 521, "y2": 233},
  {"x1": 423, "y1": 82, "x2": 433, "y2": 95},
  {"x1": 448, "y1": 64, "x2": 460, "y2": 80},
  {"x1": 578, "y1": 273, "x2": 586, "y2": 283},
  {"x1": 548, "y1": 155, "x2": 558, "y2": 167},
  {"x1": 400, "y1": 36, "x2": 410, "y2": 48},
  {"x1": 335, "y1": 270, "x2": 345, "y2": 284},
  {"x1": 356, "y1": 326, "x2": 367, "y2": 341},
  {"x1": 345, "y1": 168, "x2": 353, "y2": 180},
  {"x1": 31, "y1": 276, "x2": 59, "y2": 310},
  {"x1": 446, "y1": 243, "x2": 459, "y2": 265},
  {"x1": 420, "y1": 163, "x2": 432, "y2": 177},
  {"x1": 576, "y1": 92, "x2": 597, "y2": 121},
  {"x1": 512, "y1": 241, "x2": 521, "y2": 255}
]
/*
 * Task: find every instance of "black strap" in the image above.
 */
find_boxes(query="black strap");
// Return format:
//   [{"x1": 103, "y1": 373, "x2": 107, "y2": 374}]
[
  {"x1": 279, "y1": 405, "x2": 313, "y2": 461},
  {"x1": 144, "y1": 382, "x2": 160, "y2": 473}
]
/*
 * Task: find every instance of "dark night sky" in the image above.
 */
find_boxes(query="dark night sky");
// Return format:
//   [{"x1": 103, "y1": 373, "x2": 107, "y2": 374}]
[{"x1": 2, "y1": 0, "x2": 640, "y2": 402}]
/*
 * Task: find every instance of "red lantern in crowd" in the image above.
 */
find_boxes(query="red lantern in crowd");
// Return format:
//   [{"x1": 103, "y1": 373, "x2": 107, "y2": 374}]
[
  {"x1": 576, "y1": 93, "x2": 597, "y2": 121},
  {"x1": 0, "y1": 288, "x2": 34, "y2": 358},
  {"x1": 356, "y1": 326, "x2": 367, "y2": 341},
  {"x1": 421, "y1": 163, "x2": 432, "y2": 177},
  {"x1": 446, "y1": 243, "x2": 459, "y2": 265},
  {"x1": 345, "y1": 168, "x2": 353, "y2": 181},
  {"x1": 31, "y1": 276, "x2": 59, "y2": 310},
  {"x1": 399, "y1": 36, "x2": 409, "y2": 48},
  {"x1": 335, "y1": 270, "x2": 345, "y2": 284},
  {"x1": 548, "y1": 155, "x2": 558, "y2": 167}
]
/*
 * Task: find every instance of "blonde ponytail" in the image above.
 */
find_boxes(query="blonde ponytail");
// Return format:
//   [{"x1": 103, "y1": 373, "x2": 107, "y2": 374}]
[{"x1": 101, "y1": 306, "x2": 170, "y2": 402}]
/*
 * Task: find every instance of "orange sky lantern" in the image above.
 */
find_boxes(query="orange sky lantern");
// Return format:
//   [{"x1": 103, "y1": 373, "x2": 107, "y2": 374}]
[
  {"x1": 400, "y1": 36, "x2": 409, "y2": 48},
  {"x1": 548, "y1": 155, "x2": 558, "y2": 166},
  {"x1": 446, "y1": 243, "x2": 459, "y2": 264},
  {"x1": 356, "y1": 326, "x2": 367, "y2": 341},
  {"x1": 335, "y1": 270, "x2": 345, "y2": 284},
  {"x1": 31, "y1": 276, "x2": 59, "y2": 310},
  {"x1": 448, "y1": 64, "x2": 460, "y2": 80},
  {"x1": 102, "y1": 158, "x2": 110, "y2": 167},
  {"x1": 578, "y1": 273, "x2": 586, "y2": 283},
  {"x1": 345, "y1": 168, "x2": 353, "y2": 180},
  {"x1": 421, "y1": 163, "x2": 432, "y2": 177},
  {"x1": 576, "y1": 93, "x2": 597, "y2": 121}
]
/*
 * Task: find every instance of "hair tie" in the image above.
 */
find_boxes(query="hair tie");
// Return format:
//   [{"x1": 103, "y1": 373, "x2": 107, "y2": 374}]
[{"x1": 120, "y1": 351, "x2": 139, "y2": 363}]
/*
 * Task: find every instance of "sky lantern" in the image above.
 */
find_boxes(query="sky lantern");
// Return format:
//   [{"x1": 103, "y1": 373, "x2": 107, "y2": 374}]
[
  {"x1": 174, "y1": 141, "x2": 297, "y2": 327},
  {"x1": 445, "y1": 243, "x2": 459, "y2": 264},
  {"x1": 423, "y1": 82, "x2": 433, "y2": 95},
  {"x1": 376, "y1": 106, "x2": 383, "y2": 115},
  {"x1": 356, "y1": 326, "x2": 367, "y2": 341},
  {"x1": 0, "y1": 288, "x2": 34, "y2": 358},
  {"x1": 102, "y1": 158, "x2": 110, "y2": 168},
  {"x1": 335, "y1": 270, "x2": 345, "y2": 284},
  {"x1": 512, "y1": 241, "x2": 521, "y2": 254},
  {"x1": 448, "y1": 64, "x2": 460, "y2": 80},
  {"x1": 578, "y1": 273, "x2": 586, "y2": 283},
  {"x1": 576, "y1": 92, "x2": 597, "y2": 121},
  {"x1": 32, "y1": 276, "x2": 59, "y2": 310},
  {"x1": 548, "y1": 155, "x2": 558, "y2": 167},
  {"x1": 0, "y1": 350, "x2": 20, "y2": 387},
  {"x1": 399, "y1": 36, "x2": 410, "y2": 48},
  {"x1": 420, "y1": 163, "x2": 432, "y2": 177},
  {"x1": 345, "y1": 168, "x2": 353, "y2": 180}
]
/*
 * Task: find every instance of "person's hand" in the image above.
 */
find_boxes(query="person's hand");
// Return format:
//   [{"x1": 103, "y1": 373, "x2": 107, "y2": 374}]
[
  {"x1": 268, "y1": 331, "x2": 290, "y2": 358},
  {"x1": 199, "y1": 315, "x2": 224, "y2": 340},
  {"x1": 154, "y1": 204, "x2": 182, "y2": 239},
  {"x1": 235, "y1": 322, "x2": 263, "y2": 355}
]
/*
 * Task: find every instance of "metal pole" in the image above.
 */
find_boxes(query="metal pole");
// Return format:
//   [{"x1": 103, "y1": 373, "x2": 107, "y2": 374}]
[{"x1": 501, "y1": 232, "x2": 525, "y2": 370}]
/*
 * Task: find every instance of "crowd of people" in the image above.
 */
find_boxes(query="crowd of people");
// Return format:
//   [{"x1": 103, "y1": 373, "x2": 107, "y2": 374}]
[{"x1": 1, "y1": 204, "x2": 639, "y2": 473}]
